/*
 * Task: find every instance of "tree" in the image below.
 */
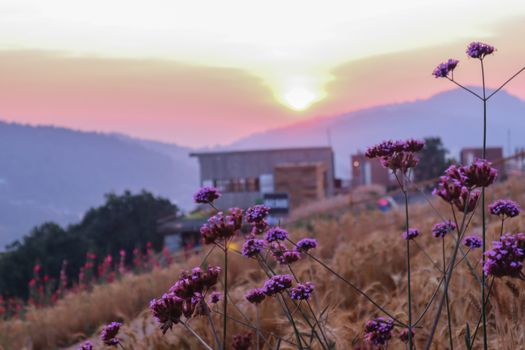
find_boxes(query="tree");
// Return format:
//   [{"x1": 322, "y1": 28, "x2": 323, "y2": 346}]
[
  {"x1": 414, "y1": 137, "x2": 449, "y2": 182},
  {"x1": 0, "y1": 190, "x2": 178, "y2": 299}
]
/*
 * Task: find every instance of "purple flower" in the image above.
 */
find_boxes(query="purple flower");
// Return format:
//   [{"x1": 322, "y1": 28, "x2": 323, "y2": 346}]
[
  {"x1": 265, "y1": 227, "x2": 289, "y2": 242},
  {"x1": 193, "y1": 187, "x2": 221, "y2": 204},
  {"x1": 78, "y1": 341, "x2": 93, "y2": 350},
  {"x1": 150, "y1": 293, "x2": 184, "y2": 333},
  {"x1": 462, "y1": 159, "x2": 497, "y2": 188},
  {"x1": 245, "y1": 288, "x2": 266, "y2": 304},
  {"x1": 466, "y1": 42, "x2": 495, "y2": 59},
  {"x1": 433, "y1": 59, "x2": 459, "y2": 78},
  {"x1": 402, "y1": 228, "x2": 420, "y2": 240},
  {"x1": 365, "y1": 139, "x2": 424, "y2": 174},
  {"x1": 432, "y1": 221, "x2": 456, "y2": 238},
  {"x1": 296, "y1": 238, "x2": 318, "y2": 252},
  {"x1": 241, "y1": 238, "x2": 266, "y2": 258},
  {"x1": 246, "y1": 205, "x2": 270, "y2": 224},
  {"x1": 489, "y1": 199, "x2": 521, "y2": 219},
  {"x1": 263, "y1": 274, "x2": 293, "y2": 296},
  {"x1": 363, "y1": 317, "x2": 394, "y2": 346},
  {"x1": 209, "y1": 291, "x2": 222, "y2": 304},
  {"x1": 290, "y1": 282, "x2": 315, "y2": 300},
  {"x1": 484, "y1": 233, "x2": 525, "y2": 278},
  {"x1": 463, "y1": 235, "x2": 482, "y2": 249},
  {"x1": 232, "y1": 332, "x2": 253, "y2": 350},
  {"x1": 100, "y1": 321, "x2": 122, "y2": 346},
  {"x1": 200, "y1": 209, "x2": 243, "y2": 244},
  {"x1": 277, "y1": 250, "x2": 301, "y2": 265},
  {"x1": 399, "y1": 328, "x2": 415, "y2": 343}
]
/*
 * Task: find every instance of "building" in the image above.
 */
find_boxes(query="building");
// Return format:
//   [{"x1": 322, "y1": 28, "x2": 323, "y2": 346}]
[
  {"x1": 157, "y1": 214, "x2": 206, "y2": 251},
  {"x1": 190, "y1": 147, "x2": 335, "y2": 210},
  {"x1": 351, "y1": 152, "x2": 397, "y2": 188},
  {"x1": 460, "y1": 147, "x2": 505, "y2": 178}
]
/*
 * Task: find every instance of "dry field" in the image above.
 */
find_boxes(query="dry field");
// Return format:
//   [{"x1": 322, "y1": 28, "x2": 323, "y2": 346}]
[{"x1": 1, "y1": 176, "x2": 525, "y2": 350}]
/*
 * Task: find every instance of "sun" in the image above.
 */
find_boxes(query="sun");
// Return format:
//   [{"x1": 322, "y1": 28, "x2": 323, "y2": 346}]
[{"x1": 282, "y1": 87, "x2": 318, "y2": 111}]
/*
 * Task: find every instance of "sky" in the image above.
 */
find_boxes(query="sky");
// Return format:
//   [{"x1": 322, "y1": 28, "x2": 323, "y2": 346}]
[{"x1": 1, "y1": 0, "x2": 525, "y2": 147}]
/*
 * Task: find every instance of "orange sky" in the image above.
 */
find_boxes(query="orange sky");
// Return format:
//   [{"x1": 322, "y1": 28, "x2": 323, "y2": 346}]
[{"x1": 0, "y1": 4, "x2": 524, "y2": 147}]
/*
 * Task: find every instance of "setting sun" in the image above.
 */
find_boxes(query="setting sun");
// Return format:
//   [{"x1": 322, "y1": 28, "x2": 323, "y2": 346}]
[{"x1": 283, "y1": 87, "x2": 318, "y2": 110}]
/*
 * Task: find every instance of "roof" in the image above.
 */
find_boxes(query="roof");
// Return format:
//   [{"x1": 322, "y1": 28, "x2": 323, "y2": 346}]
[{"x1": 190, "y1": 146, "x2": 333, "y2": 157}]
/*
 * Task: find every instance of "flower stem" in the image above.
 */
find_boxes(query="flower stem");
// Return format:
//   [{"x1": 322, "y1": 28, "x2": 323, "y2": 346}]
[
  {"x1": 223, "y1": 239, "x2": 229, "y2": 348},
  {"x1": 443, "y1": 239, "x2": 454, "y2": 350},
  {"x1": 480, "y1": 58, "x2": 489, "y2": 350},
  {"x1": 402, "y1": 177, "x2": 413, "y2": 350},
  {"x1": 183, "y1": 321, "x2": 214, "y2": 350}
]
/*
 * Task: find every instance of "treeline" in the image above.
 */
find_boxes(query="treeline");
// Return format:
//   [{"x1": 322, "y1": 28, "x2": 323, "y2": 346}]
[{"x1": 0, "y1": 190, "x2": 178, "y2": 299}]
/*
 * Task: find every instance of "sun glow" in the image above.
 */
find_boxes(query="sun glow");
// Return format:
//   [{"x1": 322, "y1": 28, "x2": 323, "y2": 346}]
[{"x1": 283, "y1": 87, "x2": 318, "y2": 111}]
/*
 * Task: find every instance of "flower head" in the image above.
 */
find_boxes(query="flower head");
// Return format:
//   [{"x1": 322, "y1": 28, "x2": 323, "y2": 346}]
[
  {"x1": 290, "y1": 282, "x2": 315, "y2": 300},
  {"x1": 78, "y1": 341, "x2": 93, "y2": 350},
  {"x1": 263, "y1": 274, "x2": 293, "y2": 296},
  {"x1": 200, "y1": 209, "x2": 243, "y2": 244},
  {"x1": 466, "y1": 42, "x2": 495, "y2": 59},
  {"x1": 241, "y1": 239, "x2": 266, "y2": 258},
  {"x1": 277, "y1": 250, "x2": 301, "y2": 265},
  {"x1": 100, "y1": 321, "x2": 122, "y2": 346},
  {"x1": 433, "y1": 59, "x2": 459, "y2": 78},
  {"x1": 365, "y1": 139, "x2": 424, "y2": 174},
  {"x1": 363, "y1": 317, "x2": 394, "y2": 346},
  {"x1": 232, "y1": 332, "x2": 253, "y2": 350},
  {"x1": 489, "y1": 199, "x2": 521, "y2": 219},
  {"x1": 245, "y1": 288, "x2": 266, "y2": 304},
  {"x1": 150, "y1": 293, "x2": 184, "y2": 333},
  {"x1": 484, "y1": 233, "x2": 525, "y2": 278},
  {"x1": 265, "y1": 227, "x2": 289, "y2": 242},
  {"x1": 432, "y1": 220, "x2": 456, "y2": 238},
  {"x1": 193, "y1": 187, "x2": 221, "y2": 204},
  {"x1": 296, "y1": 238, "x2": 318, "y2": 252},
  {"x1": 462, "y1": 159, "x2": 497, "y2": 188},
  {"x1": 209, "y1": 291, "x2": 222, "y2": 304},
  {"x1": 246, "y1": 205, "x2": 270, "y2": 224},
  {"x1": 463, "y1": 235, "x2": 482, "y2": 249},
  {"x1": 402, "y1": 228, "x2": 420, "y2": 241}
]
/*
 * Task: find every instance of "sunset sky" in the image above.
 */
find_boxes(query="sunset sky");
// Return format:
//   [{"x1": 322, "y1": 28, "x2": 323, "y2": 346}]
[{"x1": 1, "y1": 0, "x2": 525, "y2": 147}]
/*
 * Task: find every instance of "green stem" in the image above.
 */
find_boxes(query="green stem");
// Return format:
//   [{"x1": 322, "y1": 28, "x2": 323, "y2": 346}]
[
  {"x1": 481, "y1": 58, "x2": 488, "y2": 350},
  {"x1": 223, "y1": 240, "x2": 229, "y2": 348},
  {"x1": 443, "y1": 240, "x2": 454, "y2": 350}
]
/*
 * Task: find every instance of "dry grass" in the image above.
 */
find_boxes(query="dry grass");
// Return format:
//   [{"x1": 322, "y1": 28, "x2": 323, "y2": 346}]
[{"x1": 1, "y1": 176, "x2": 525, "y2": 350}]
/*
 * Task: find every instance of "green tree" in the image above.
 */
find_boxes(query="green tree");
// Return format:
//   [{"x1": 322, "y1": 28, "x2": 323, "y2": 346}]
[{"x1": 414, "y1": 137, "x2": 449, "y2": 182}]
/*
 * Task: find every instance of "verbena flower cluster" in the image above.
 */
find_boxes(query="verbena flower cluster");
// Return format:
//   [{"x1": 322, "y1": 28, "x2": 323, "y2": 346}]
[
  {"x1": 200, "y1": 209, "x2": 243, "y2": 244},
  {"x1": 245, "y1": 204, "x2": 270, "y2": 234},
  {"x1": 290, "y1": 282, "x2": 315, "y2": 300},
  {"x1": 262, "y1": 274, "x2": 293, "y2": 296},
  {"x1": 402, "y1": 228, "x2": 420, "y2": 241},
  {"x1": 365, "y1": 139, "x2": 424, "y2": 174},
  {"x1": 296, "y1": 238, "x2": 318, "y2": 252},
  {"x1": 100, "y1": 321, "x2": 122, "y2": 346},
  {"x1": 463, "y1": 235, "x2": 482, "y2": 249},
  {"x1": 241, "y1": 238, "x2": 266, "y2": 258},
  {"x1": 466, "y1": 42, "x2": 495, "y2": 59},
  {"x1": 484, "y1": 233, "x2": 525, "y2": 278},
  {"x1": 150, "y1": 266, "x2": 221, "y2": 332},
  {"x1": 433, "y1": 59, "x2": 459, "y2": 78},
  {"x1": 78, "y1": 341, "x2": 93, "y2": 350},
  {"x1": 266, "y1": 227, "x2": 289, "y2": 242},
  {"x1": 245, "y1": 288, "x2": 266, "y2": 304},
  {"x1": 363, "y1": 317, "x2": 394, "y2": 346},
  {"x1": 193, "y1": 187, "x2": 221, "y2": 204},
  {"x1": 489, "y1": 199, "x2": 521, "y2": 219},
  {"x1": 433, "y1": 161, "x2": 497, "y2": 213},
  {"x1": 432, "y1": 220, "x2": 456, "y2": 238}
]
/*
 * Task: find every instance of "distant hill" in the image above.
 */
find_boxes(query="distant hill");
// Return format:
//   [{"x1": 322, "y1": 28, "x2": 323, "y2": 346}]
[
  {"x1": 229, "y1": 88, "x2": 525, "y2": 177},
  {"x1": 0, "y1": 122, "x2": 198, "y2": 248}
]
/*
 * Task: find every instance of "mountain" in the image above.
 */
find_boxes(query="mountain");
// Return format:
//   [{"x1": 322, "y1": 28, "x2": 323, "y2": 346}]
[
  {"x1": 229, "y1": 88, "x2": 525, "y2": 177},
  {"x1": 0, "y1": 122, "x2": 198, "y2": 248}
]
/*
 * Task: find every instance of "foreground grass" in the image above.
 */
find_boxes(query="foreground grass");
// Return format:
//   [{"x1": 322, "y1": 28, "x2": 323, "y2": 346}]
[{"x1": 1, "y1": 176, "x2": 525, "y2": 350}]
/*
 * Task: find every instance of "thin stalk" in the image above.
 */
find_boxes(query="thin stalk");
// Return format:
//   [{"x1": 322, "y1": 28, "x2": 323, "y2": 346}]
[
  {"x1": 403, "y1": 182, "x2": 414, "y2": 350},
  {"x1": 413, "y1": 276, "x2": 445, "y2": 326},
  {"x1": 256, "y1": 306, "x2": 260, "y2": 350},
  {"x1": 223, "y1": 239, "x2": 229, "y2": 348},
  {"x1": 447, "y1": 77, "x2": 483, "y2": 100},
  {"x1": 279, "y1": 292, "x2": 305, "y2": 350},
  {"x1": 206, "y1": 307, "x2": 223, "y2": 350},
  {"x1": 486, "y1": 66, "x2": 525, "y2": 100},
  {"x1": 183, "y1": 321, "x2": 214, "y2": 350},
  {"x1": 480, "y1": 58, "x2": 488, "y2": 350},
  {"x1": 443, "y1": 240, "x2": 454, "y2": 350},
  {"x1": 469, "y1": 278, "x2": 495, "y2": 349},
  {"x1": 424, "y1": 193, "x2": 471, "y2": 349},
  {"x1": 213, "y1": 309, "x2": 279, "y2": 346}
]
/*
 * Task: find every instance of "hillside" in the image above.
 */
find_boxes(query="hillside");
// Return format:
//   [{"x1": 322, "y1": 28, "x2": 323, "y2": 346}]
[
  {"x1": 0, "y1": 122, "x2": 198, "y2": 248},
  {"x1": 229, "y1": 88, "x2": 525, "y2": 177}
]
